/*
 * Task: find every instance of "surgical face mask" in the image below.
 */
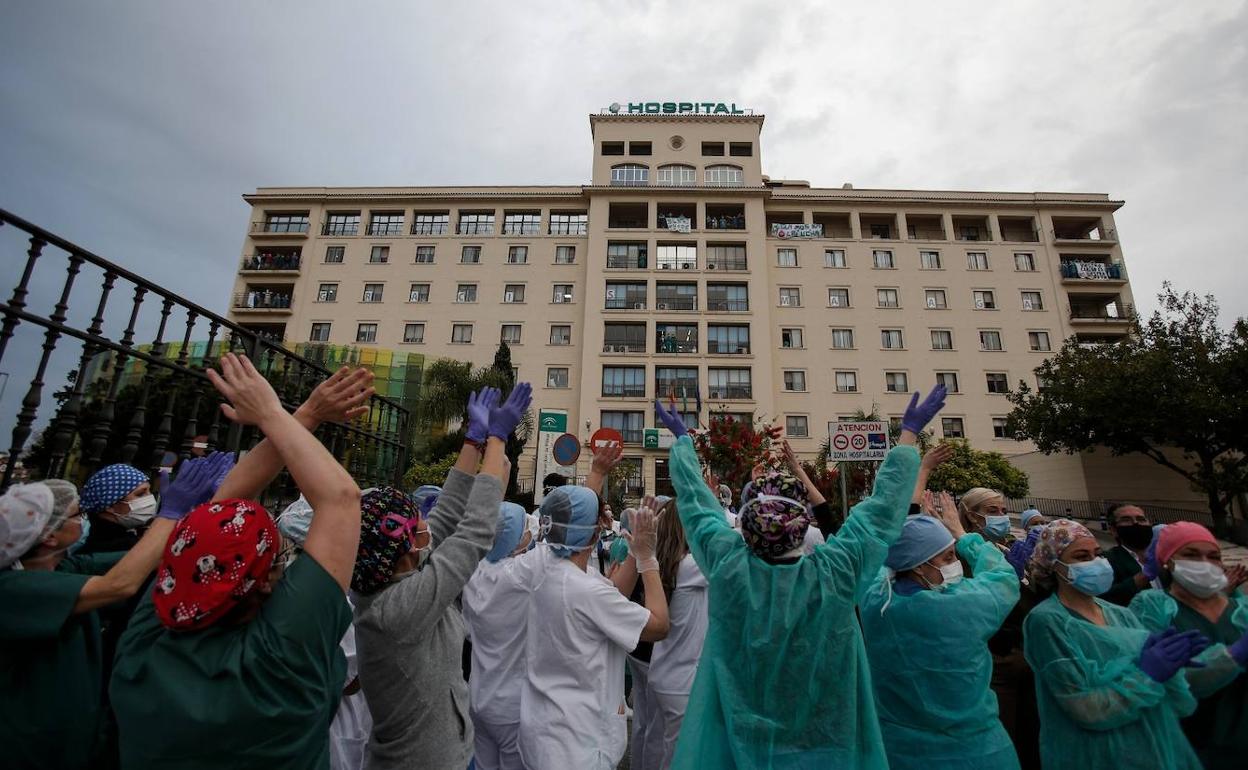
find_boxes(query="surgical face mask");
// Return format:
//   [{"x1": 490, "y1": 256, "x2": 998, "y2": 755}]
[
  {"x1": 933, "y1": 560, "x2": 964, "y2": 588},
  {"x1": 114, "y1": 494, "x2": 158, "y2": 528},
  {"x1": 1170, "y1": 560, "x2": 1228, "y2": 598},
  {"x1": 980, "y1": 514, "x2": 1011, "y2": 541},
  {"x1": 1060, "y1": 557, "x2": 1114, "y2": 596},
  {"x1": 68, "y1": 516, "x2": 90, "y2": 555}
]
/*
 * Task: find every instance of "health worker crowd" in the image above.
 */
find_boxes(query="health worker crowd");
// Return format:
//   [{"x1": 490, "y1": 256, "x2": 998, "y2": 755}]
[{"x1": 2, "y1": 353, "x2": 1246, "y2": 770}]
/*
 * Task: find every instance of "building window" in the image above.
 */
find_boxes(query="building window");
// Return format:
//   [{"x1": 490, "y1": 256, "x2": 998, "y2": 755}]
[
  {"x1": 831, "y1": 328, "x2": 855, "y2": 349},
  {"x1": 706, "y1": 283, "x2": 749, "y2": 312},
  {"x1": 936, "y1": 372, "x2": 960, "y2": 393},
  {"x1": 629, "y1": 141, "x2": 652, "y2": 156},
  {"x1": 701, "y1": 141, "x2": 725, "y2": 156},
  {"x1": 980, "y1": 330, "x2": 1004, "y2": 351},
  {"x1": 781, "y1": 328, "x2": 804, "y2": 349},
  {"x1": 828, "y1": 288, "x2": 850, "y2": 308},
  {"x1": 785, "y1": 415, "x2": 809, "y2": 437},
  {"x1": 835, "y1": 371, "x2": 858, "y2": 393},
  {"x1": 414, "y1": 245, "x2": 435, "y2": 264},
  {"x1": 324, "y1": 245, "x2": 345, "y2": 264},
  {"x1": 885, "y1": 372, "x2": 909, "y2": 393},
  {"x1": 601, "y1": 411, "x2": 645, "y2": 444},
  {"x1": 369, "y1": 246, "x2": 390, "y2": 264},
  {"x1": 610, "y1": 164, "x2": 650, "y2": 186},
  {"x1": 356, "y1": 323, "x2": 378, "y2": 343},
  {"x1": 656, "y1": 244, "x2": 697, "y2": 270},
  {"x1": 1037, "y1": 375, "x2": 1051, "y2": 393},
  {"x1": 973, "y1": 290, "x2": 996, "y2": 310},
  {"x1": 986, "y1": 373, "x2": 1009, "y2": 394},
  {"x1": 783, "y1": 371, "x2": 806, "y2": 392},
  {"x1": 408, "y1": 283, "x2": 430, "y2": 303},
  {"x1": 705, "y1": 324, "x2": 750, "y2": 354},
  {"x1": 458, "y1": 212, "x2": 495, "y2": 235},
  {"x1": 705, "y1": 164, "x2": 744, "y2": 187},
  {"x1": 368, "y1": 212, "x2": 405, "y2": 236},
  {"x1": 942, "y1": 417, "x2": 965, "y2": 438},
  {"x1": 403, "y1": 323, "x2": 425, "y2": 344},
  {"x1": 456, "y1": 284, "x2": 477, "y2": 303},
  {"x1": 411, "y1": 212, "x2": 449, "y2": 235},
  {"x1": 606, "y1": 322, "x2": 648, "y2": 353},
  {"x1": 1014, "y1": 252, "x2": 1037, "y2": 271},
  {"x1": 708, "y1": 368, "x2": 752, "y2": 399},
  {"x1": 602, "y1": 366, "x2": 646, "y2": 398},
  {"x1": 825, "y1": 249, "x2": 846, "y2": 268},
  {"x1": 451, "y1": 323, "x2": 473, "y2": 344},
  {"x1": 655, "y1": 367, "x2": 698, "y2": 398},
  {"x1": 309, "y1": 322, "x2": 331, "y2": 342},
  {"x1": 547, "y1": 367, "x2": 570, "y2": 388},
  {"x1": 967, "y1": 251, "x2": 989, "y2": 270},
  {"x1": 323, "y1": 212, "x2": 359, "y2": 236},
  {"x1": 777, "y1": 248, "x2": 798, "y2": 267},
  {"x1": 601, "y1": 141, "x2": 625, "y2": 156},
  {"x1": 500, "y1": 324, "x2": 522, "y2": 344},
  {"x1": 316, "y1": 283, "x2": 338, "y2": 302},
  {"x1": 729, "y1": 142, "x2": 753, "y2": 157},
  {"x1": 606, "y1": 242, "x2": 648, "y2": 269},
  {"x1": 656, "y1": 322, "x2": 698, "y2": 354},
  {"x1": 925, "y1": 289, "x2": 947, "y2": 309},
  {"x1": 362, "y1": 283, "x2": 384, "y2": 303},
  {"x1": 706, "y1": 244, "x2": 747, "y2": 270},
  {"x1": 555, "y1": 245, "x2": 576, "y2": 264},
  {"x1": 605, "y1": 281, "x2": 648, "y2": 309},
  {"x1": 552, "y1": 284, "x2": 574, "y2": 304},
  {"x1": 503, "y1": 213, "x2": 541, "y2": 236},
  {"x1": 877, "y1": 289, "x2": 900, "y2": 308},
  {"x1": 457, "y1": 247, "x2": 483, "y2": 266},
  {"x1": 993, "y1": 417, "x2": 1009, "y2": 439},
  {"x1": 657, "y1": 164, "x2": 696, "y2": 186},
  {"x1": 881, "y1": 329, "x2": 904, "y2": 349},
  {"x1": 549, "y1": 325, "x2": 571, "y2": 345},
  {"x1": 872, "y1": 250, "x2": 895, "y2": 269},
  {"x1": 920, "y1": 250, "x2": 942, "y2": 269},
  {"x1": 549, "y1": 213, "x2": 588, "y2": 236},
  {"x1": 1021, "y1": 291, "x2": 1043, "y2": 310},
  {"x1": 779, "y1": 287, "x2": 801, "y2": 307},
  {"x1": 1029, "y1": 331, "x2": 1051, "y2": 351},
  {"x1": 503, "y1": 284, "x2": 525, "y2": 303},
  {"x1": 931, "y1": 329, "x2": 954, "y2": 350}
]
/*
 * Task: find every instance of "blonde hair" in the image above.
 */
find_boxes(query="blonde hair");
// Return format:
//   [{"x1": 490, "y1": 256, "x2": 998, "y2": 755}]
[
  {"x1": 654, "y1": 498, "x2": 689, "y2": 602},
  {"x1": 958, "y1": 487, "x2": 1005, "y2": 532}
]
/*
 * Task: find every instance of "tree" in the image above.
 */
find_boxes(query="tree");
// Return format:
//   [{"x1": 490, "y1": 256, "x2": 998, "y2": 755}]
[
  {"x1": 692, "y1": 411, "x2": 777, "y2": 494},
  {"x1": 923, "y1": 439, "x2": 1030, "y2": 498},
  {"x1": 1007, "y1": 284, "x2": 1247, "y2": 535},
  {"x1": 402, "y1": 453, "x2": 459, "y2": 489}
]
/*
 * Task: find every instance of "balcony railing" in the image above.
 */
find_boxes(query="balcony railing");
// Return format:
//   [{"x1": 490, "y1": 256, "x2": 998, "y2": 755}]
[
  {"x1": 1069, "y1": 303, "x2": 1132, "y2": 322},
  {"x1": 1061, "y1": 262, "x2": 1124, "y2": 281},
  {"x1": 656, "y1": 381, "x2": 699, "y2": 397},
  {"x1": 1053, "y1": 228, "x2": 1118, "y2": 242},
  {"x1": 603, "y1": 342, "x2": 646, "y2": 354},
  {"x1": 605, "y1": 298, "x2": 646, "y2": 310},
  {"x1": 708, "y1": 384, "x2": 753, "y2": 400},
  {"x1": 367, "y1": 223, "x2": 405, "y2": 236},
  {"x1": 251, "y1": 220, "x2": 309, "y2": 234},
  {"x1": 1000, "y1": 229, "x2": 1040, "y2": 243},
  {"x1": 457, "y1": 224, "x2": 495, "y2": 235},
  {"x1": 240, "y1": 254, "x2": 301, "y2": 272},
  {"x1": 706, "y1": 299, "x2": 749, "y2": 312},
  {"x1": 322, "y1": 222, "x2": 360, "y2": 236},
  {"x1": 549, "y1": 223, "x2": 588, "y2": 236},
  {"x1": 706, "y1": 340, "x2": 750, "y2": 354},
  {"x1": 411, "y1": 222, "x2": 450, "y2": 235},
  {"x1": 502, "y1": 224, "x2": 542, "y2": 236},
  {"x1": 655, "y1": 335, "x2": 697, "y2": 353},
  {"x1": 606, "y1": 255, "x2": 648, "y2": 269},
  {"x1": 655, "y1": 297, "x2": 697, "y2": 311},
  {"x1": 705, "y1": 214, "x2": 746, "y2": 230},
  {"x1": 602, "y1": 385, "x2": 647, "y2": 398},
  {"x1": 233, "y1": 292, "x2": 292, "y2": 310}
]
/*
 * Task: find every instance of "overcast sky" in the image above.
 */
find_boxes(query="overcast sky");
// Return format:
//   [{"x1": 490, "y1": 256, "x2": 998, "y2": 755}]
[{"x1": 1, "y1": 0, "x2": 1245, "y2": 436}]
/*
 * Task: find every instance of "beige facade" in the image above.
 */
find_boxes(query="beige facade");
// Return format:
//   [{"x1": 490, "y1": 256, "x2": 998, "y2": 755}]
[{"x1": 229, "y1": 111, "x2": 1144, "y2": 499}]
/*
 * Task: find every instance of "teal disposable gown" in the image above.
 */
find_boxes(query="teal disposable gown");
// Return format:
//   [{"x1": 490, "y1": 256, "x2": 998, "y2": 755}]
[
  {"x1": 1022, "y1": 593, "x2": 1201, "y2": 770},
  {"x1": 860, "y1": 532, "x2": 1021, "y2": 770},
  {"x1": 668, "y1": 435, "x2": 919, "y2": 769}
]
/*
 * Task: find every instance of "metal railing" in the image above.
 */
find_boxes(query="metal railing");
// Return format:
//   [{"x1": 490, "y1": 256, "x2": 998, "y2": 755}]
[
  {"x1": 707, "y1": 385, "x2": 752, "y2": 400},
  {"x1": 706, "y1": 299, "x2": 749, "y2": 312},
  {"x1": 1005, "y1": 497, "x2": 1215, "y2": 529},
  {"x1": 251, "y1": 220, "x2": 309, "y2": 234},
  {"x1": 655, "y1": 297, "x2": 697, "y2": 311},
  {"x1": 1060, "y1": 262, "x2": 1124, "y2": 280},
  {"x1": 655, "y1": 335, "x2": 697, "y2": 353},
  {"x1": 1052, "y1": 227, "x2": 1118, "y2": 242},
  {"x1": 0, "y1": 208, "x2": 409, "y2": 499},
  {"x1": 233, "y1": 292, "x2": 292, "y2": 310},
  {"x1": 411, "y1": 222, "x2": 449, "y2": 236},
  {"x1": 1069, "y1": 303, "x2": 1132, "y2": 321},
  {"x1": 322, "y1": 223, "x2": 359, "y2": 236},
  {"x1": 240, "y1": 254, "x2": 301, "y2": 272},
  {"x1": 367, "y1": 223, "x2": 405, "y2": 236},
  {"x1": 606, "y1": 255, "x2": 648, "y2": 269}
]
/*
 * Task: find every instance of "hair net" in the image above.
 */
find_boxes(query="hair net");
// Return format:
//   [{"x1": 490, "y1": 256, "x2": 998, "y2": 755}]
[
  {"x1": 487, "y1": 502, "x2": 527, "y2": 563},
  {"x1": 1020, "y1": 508, "x2": 1044, "y2": 529},
  {"x1": 1156, "y1": 521, "x2": 1217, "y2": 566},
  {"x1": 410, "y1": 485, "x2": 441, "y2": 516},
  {"x1": 540, "y1": 486, "x2": 600, "y2": 558},
  {"x1": 41, "y1": 478, "x2": 80, "y2": 534},
  {"x1": 353, "y1": 487, "x2": 421, "y2": 594},
  {"x1": 276, "y1": 495, "x2": 314, "y2": 546},
  {"x1": 619, "y1": 507, "x2": 637, "y2": 532},
  {"x1": 884, "y1": 515, "x2": 955, "y2": 573},
  {"x1": 738, "y1": 471, "x2": 811, "y2": 559},
  {"x1": 1026, "y1": 518, "x2": 1094, "y2": 588},
  {"x1": 80, "y1": 464, "x2": 148, "y2": 515},
  {"x1": 0, "y1": 482, "x2": 55, "y2": 569}
]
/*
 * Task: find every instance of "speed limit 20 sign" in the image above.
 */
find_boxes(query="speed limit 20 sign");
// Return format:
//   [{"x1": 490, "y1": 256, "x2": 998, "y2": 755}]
[{"x1": 828, "y1": 421, "x2": 890, "y2": 461}]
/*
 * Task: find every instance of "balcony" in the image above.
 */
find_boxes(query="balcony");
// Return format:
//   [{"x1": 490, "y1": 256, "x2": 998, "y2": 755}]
[
  {"x1": 1061, "y1": 260, "x2": 1125, "y2": 283},
  {"x1": 1069, "y1": 301, "x2": 1132, "y2": 325},
  {"x1": 813, "y1": 212, "x2": 853, "y2": 239},
  {"x1": 1052, "y1": 216, "x2": 1117, "y2": 245},
  {"x1": 905, "y1": 214, "x2": 947, "y2": 241},
  {"x1": 239, "y1": 323, "x2": 286, "y2": 342},
  {"x1": 322, "y1": 222, "x2": 360, "y2": 236},
  {"x1": 240, "y1": 253, "x2": 301, "y2": 273},
  {"x1": 706, "y1": 203, "x2": 746, "y2": 230},
  {"x1": 603, "y1": 342, "x2": 647, "y2": 354},
  {"x1": 233, "y1": 291, "x2": 293, "y2": 312},
  {"x1": 860, "y1": 213, "x2": 898, "y2": 240},
  {"x1": 605, "y1": 297, "x2": 647, "y2": 310},
  {"x1": 999, "y1": 216, "x2": 1039, "y2": 243},
  {"x1": 367, "y1": 222, "x2": 405, "y2": 236},
  {"x1": 707, "y1": 384, "x2": 753, "y2": 400},
  {"x1": 706, "y1": 340, "x2": 750, "y2": 355},
  {"x1": 654, "y1": 297, "x2": 697, "y2": 311},
  {"x1": 250, "y1": 220, "x2": 309, "y2": 237},
  {"x1": 602, "y1": 385, "x2": 647, "y2": 398},
  {"x1": 608, "y1": 202, "x2": 649, "y2": 229},
  {"x1": 706, "y1": 299, "x2": 749, "y2": 312},
  {"x1": 655, "y1": 334, "x2": 697, "y2": 354}
]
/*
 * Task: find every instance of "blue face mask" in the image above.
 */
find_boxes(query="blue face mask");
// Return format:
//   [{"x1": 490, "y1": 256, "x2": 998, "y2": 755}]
[
  {"x1": 982, "y1": 515, "x2": 1012, "y2": 541},
  {"x1": 1062, "y1": 556, "x2": 1113, "y2": 596},
  {"x1": 68, "y1": 517, "x2": 90, "y2": 555}
]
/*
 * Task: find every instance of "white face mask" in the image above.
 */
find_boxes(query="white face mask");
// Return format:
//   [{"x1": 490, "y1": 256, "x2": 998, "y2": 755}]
[
  {"x1": 935, "y1": 560, "x2": 964, "y2": 587},
  {"x1": 1171, "y1": 560, "x2": 1228, "y2": 598},
  {"x1": 115, "y1": 494, "x2": 157, "y2": 529}
]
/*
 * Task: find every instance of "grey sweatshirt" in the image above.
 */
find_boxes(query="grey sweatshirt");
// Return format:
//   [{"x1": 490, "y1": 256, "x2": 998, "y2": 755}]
[{"x1": 354, "y1": 467, "x2": 500, "y2": 770}]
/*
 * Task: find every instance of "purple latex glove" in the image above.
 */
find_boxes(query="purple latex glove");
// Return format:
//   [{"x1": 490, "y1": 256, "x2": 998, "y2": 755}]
[
  {"x1": 1230, "y1": 632, "x2": 1248, "y2": 667},
  {"x1": 1142, "y1": 524, "x2": 1164, "y2": 581},
  {"x1": 157, "y1": 452, "x2": 234, "y2": 521},
  {"x1": 901, "y1": 384, "x2": 948, "y2": 434},
  {"x1": 654, "y1": 399, "x2": 688, "y2": 439},
  {"x1": 465, "y1": 387, "x2": 501, "y2": 444},
  {"x1": 487, "y1": 382, "x2": 532, "y2": 440},
  {"x1": 1139, "y1": 628, "x2": 1211, "y2": 682}
]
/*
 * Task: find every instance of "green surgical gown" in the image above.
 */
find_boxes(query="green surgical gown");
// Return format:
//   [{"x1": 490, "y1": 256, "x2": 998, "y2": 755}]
[
  {"x1": 667, "y1": 434, "x2": 919, "y2": 769},
  {"x1": 860, "y1": 532, "x2": 1021, "y2": 770},
  {"x1": 1128, "y1": 589, "x2": 1247, "y2": 769},
  {"x1": 1023, "y1": 592, "x2": 1201, "y2": 770}
]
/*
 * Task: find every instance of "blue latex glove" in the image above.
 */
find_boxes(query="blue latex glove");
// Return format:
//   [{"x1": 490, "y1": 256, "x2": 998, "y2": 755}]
[
  {"x1": 1230, "y1": 632, "x2": 1248, "y2": 667},
  {"x1": 1142, "y1": 524, "x2": 1164, "y2": 581},
  {"x1": 1139, "y1": 628, "x2": 1212, "y2": 682},
  {"x1": 901, "y1": 384, "x2": 948, "y2": 434},
  {"x1": 488, "y1": 382, "x2": 532, "y2": 440},
  {"x1": 158, "y1": 453, "x2": 234, "y2": 521},
  {"x1": 465, "y1": 387, "x2": 500, "y2": 444},
  {"x1": 654, "y1": 399, "x2": 688, "y2": 439}
]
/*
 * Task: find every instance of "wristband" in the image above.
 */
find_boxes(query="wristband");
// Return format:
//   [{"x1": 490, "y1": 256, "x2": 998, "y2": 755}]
[{"x1": 636, "y1": 556, "x2": 659, "y2": 573}]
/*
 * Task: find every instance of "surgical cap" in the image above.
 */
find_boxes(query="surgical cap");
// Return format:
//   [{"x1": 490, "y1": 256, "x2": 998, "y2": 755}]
[
  {"x1": 541, "y1": 486, "x2": 600, "y2": 558},
  {"x1": 959, "y1": 487, "x2": 1002, "y2": 512},
  {"x1": 1020, "y1": 508, "x2": 1044, "y2": 529},
  {"x1": 885, "y1": 515, "x2": 955, "y2": 573},
  {"x1": 0, "y1": 482, "x2": 55, "y2": 569},
  {"x1": 276, "y1": 495, "x2": 314, "y2": 545},
  {"x1": 1027, "y1": 518, "x2": 1094, "y2": 587},
  {"x1": 410, "y1": 485, "x2": 441, "y2": 516},
  {"x1": 80, "y1": 464, "x2": 148, "y2": 515},
  {"x1": 738, "y1": 471, "x2": 811, "y2": 559},
  {"x1": 353, "y1": 487, "x2": 421, "y2": 594},
  {"x1": 41, "y1": 479, "x2": 80, "y2": 534},
  {"x1": 487, "y1": 502, "x2": 527, "y2": 562},
  {"x1": 1157, "y1": 521, "x2": 1218, "y2": 565}
]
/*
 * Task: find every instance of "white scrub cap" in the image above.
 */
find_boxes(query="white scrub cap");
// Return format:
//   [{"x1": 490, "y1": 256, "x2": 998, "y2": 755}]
[{"x1": 1, "y1": 483, "x2": 56, "y2": 569}]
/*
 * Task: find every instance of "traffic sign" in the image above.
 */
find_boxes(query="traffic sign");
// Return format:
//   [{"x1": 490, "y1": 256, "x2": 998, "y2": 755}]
[
  {"x1": 590, "y1": 427, "x2": 624, "y2": 454},
  {"x1": 828, "y1": 421, "x2": 890, "y2": 462},
  {"x1": 552, "y1": 433, "x2": 581, "y2": 466}
]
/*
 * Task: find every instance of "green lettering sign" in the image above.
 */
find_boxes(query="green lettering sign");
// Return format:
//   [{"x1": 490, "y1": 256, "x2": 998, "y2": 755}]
[
  {"x1": 618, "y1": 102, "x2": 750, "y2": 115},
  {"x1": 538, "y1": 410, "x2": 568, "y2": 433}
]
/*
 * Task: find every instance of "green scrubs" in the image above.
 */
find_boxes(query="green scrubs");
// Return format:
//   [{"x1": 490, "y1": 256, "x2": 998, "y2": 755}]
[
  {"x1": 0, "y1": 552, "x2": 125, "y2": 770},
  {"x1": 667, "y1": 434, "x2": 919, "y2": 769},
  {"x1": 110, "y1": 555, "x2": 350, "y2": 769},
  {"x1": 1128, "y1": 589, "x2": 1247, "y2": 769}
]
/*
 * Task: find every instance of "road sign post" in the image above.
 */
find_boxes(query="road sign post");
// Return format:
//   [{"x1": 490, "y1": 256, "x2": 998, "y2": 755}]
[{"x1": 828, "y1": 421, "x2": 891, "y2": 519}]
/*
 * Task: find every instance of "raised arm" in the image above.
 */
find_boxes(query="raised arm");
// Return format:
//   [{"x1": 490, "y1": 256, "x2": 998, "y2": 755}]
[
  {"x1": 584, "y1": 443, "x2": 623, "y2": 499},
  {"x1": 912, "y1": 443, "x2": 953, "y2": 505},
  {"x1": 208, "y1": 353, "x2": 361, "y2": 590},
  {"x1": 425, "y1": 387, "x2": 500, "y2": 544},
  {"x1": 781, "y1": 440, "x2": 824, "y2": 506},
  {"x1": 627, "y1": 506, "x2": 670, "y2": 642}
]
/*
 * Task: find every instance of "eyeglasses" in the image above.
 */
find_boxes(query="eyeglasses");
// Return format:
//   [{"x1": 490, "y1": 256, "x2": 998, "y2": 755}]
[{"x1": 380, "y1": 512, "x2": 426, "y2": 549}]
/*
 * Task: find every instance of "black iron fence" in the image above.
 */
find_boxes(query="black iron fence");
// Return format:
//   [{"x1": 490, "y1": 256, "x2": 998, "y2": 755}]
[
  {"x1": 1006, "y1": 497, "x2": 1215, "y2": 529},
  {"x1": 0, "y1": 208, "x2": 409, "y2": 507}
]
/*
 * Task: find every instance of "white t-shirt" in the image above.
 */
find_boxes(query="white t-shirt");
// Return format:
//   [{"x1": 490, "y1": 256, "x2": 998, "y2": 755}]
[
  {"x1": 461, "y1": 549, "x2": 545, "y2": 726},
  {"x1": 518, "y1": 555, "x2": 651, "y2": 770},
  {"x1": 802, "y1": 524, "x2": 826, "y2": 555},
  {"x1": 648, "y1": 553, "x2": 709, "y2": 697}
]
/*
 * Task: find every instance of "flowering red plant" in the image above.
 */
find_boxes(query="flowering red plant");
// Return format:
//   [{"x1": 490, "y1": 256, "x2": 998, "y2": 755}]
[{"x1": 692, "y1": 411, "x2": 779, "y2": 493}]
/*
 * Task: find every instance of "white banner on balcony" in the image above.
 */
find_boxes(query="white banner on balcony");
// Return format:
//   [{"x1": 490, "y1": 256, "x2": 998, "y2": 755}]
[
  {"x1": 1074, "y1": 261, "x2": 1110, "y2": 280},
  {"x1": 666, "y1": 216, "x2": 691, "y2": 233},
  {"x1": 771, "y1": 223, "x2": 823, "y2": 239}
]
